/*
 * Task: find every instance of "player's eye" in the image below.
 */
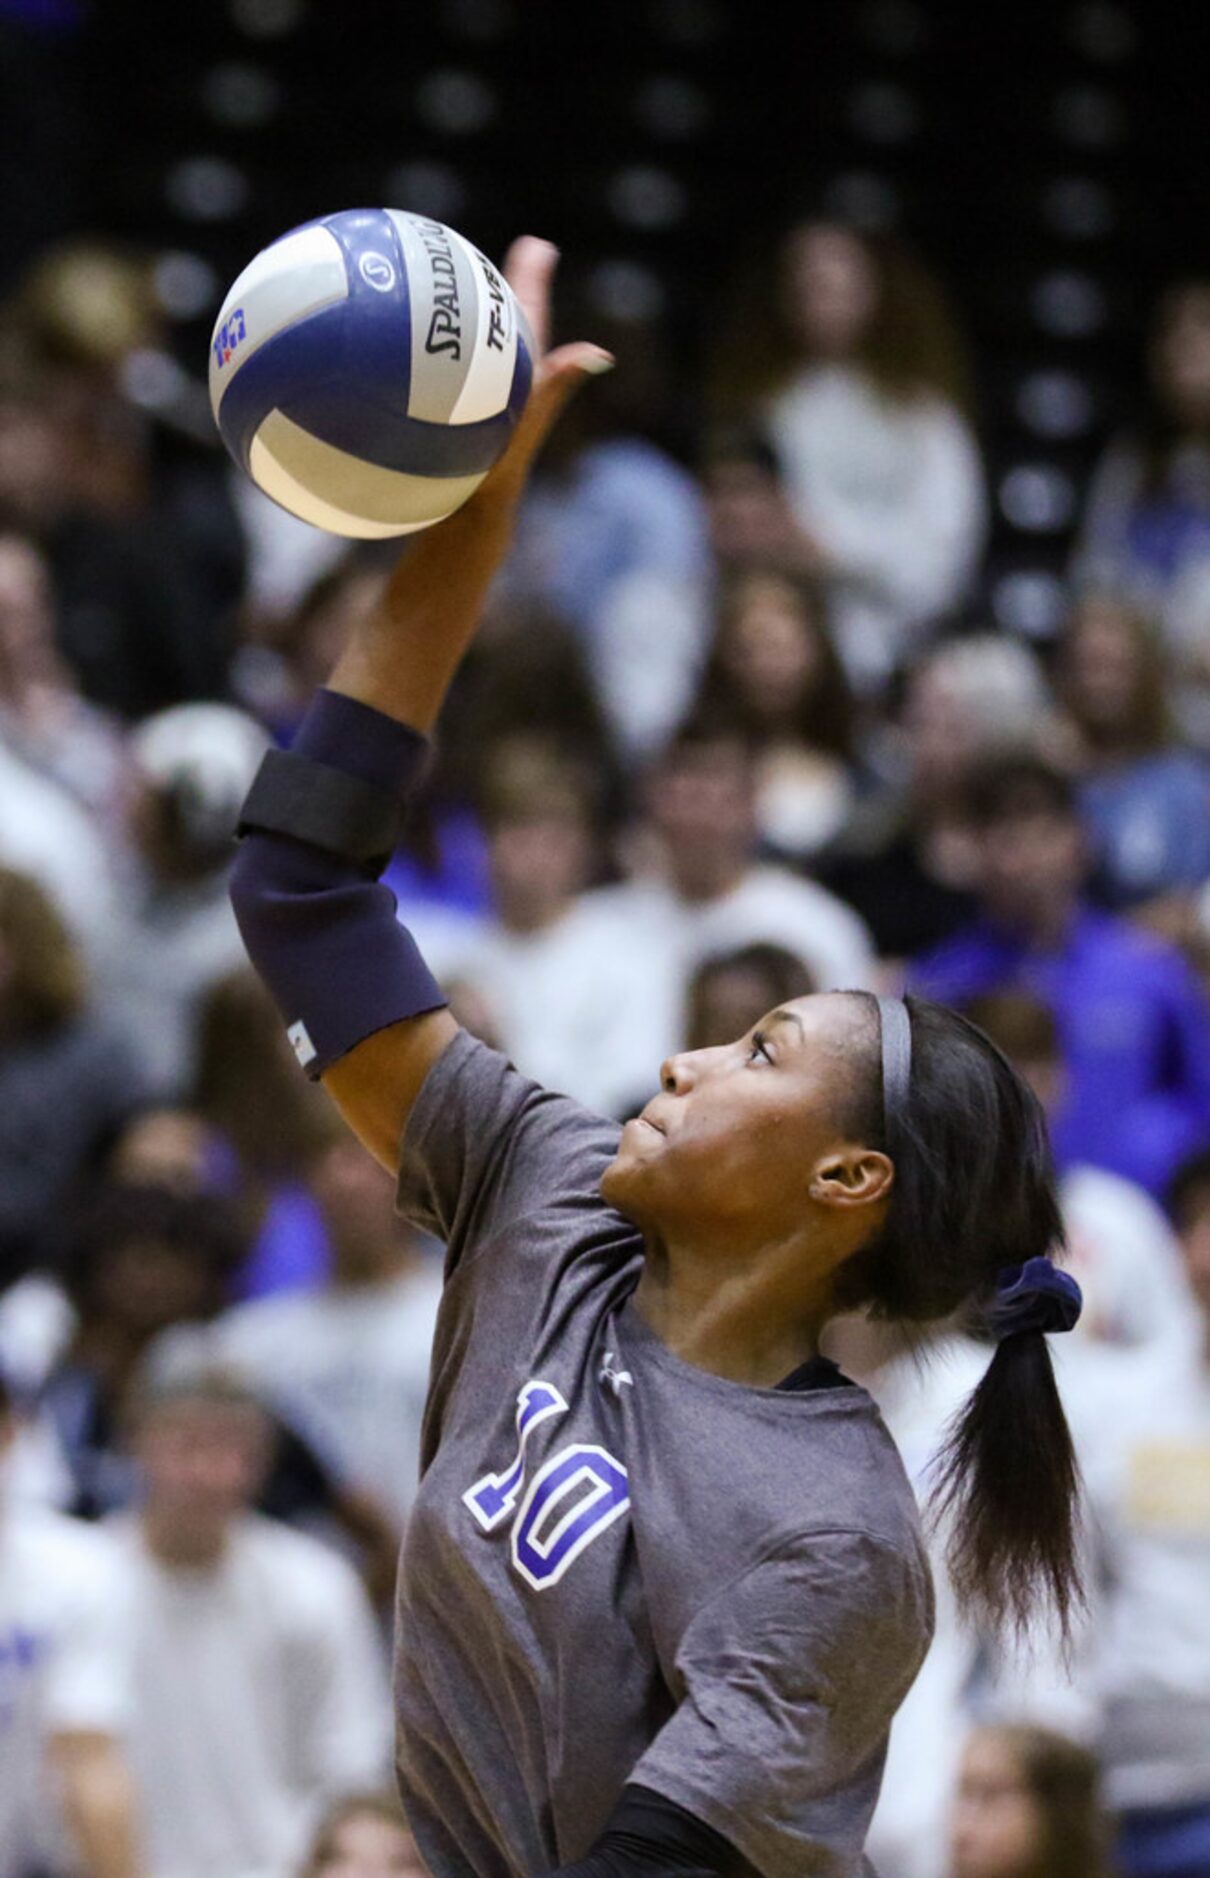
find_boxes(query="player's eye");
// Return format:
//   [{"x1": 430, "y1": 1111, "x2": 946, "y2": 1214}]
[{"x1": 747, "y1": 1029, "x2": 774, "y2": 1065}]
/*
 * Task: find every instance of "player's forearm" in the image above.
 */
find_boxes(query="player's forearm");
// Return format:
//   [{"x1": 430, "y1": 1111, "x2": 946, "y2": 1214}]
[
  {"x1": 53, "y1": 1732, "x2": 144, "y2": 1878},
  {"x1": 327, "y1": 478, "x2": 518, "y2": 735}
]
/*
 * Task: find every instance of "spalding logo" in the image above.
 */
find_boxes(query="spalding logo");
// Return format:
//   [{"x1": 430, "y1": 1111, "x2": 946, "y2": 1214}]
[
  {"x1": 359, "y1": 251, "x2": 396, "y2": 293},
  {"x1": 417, "y1": 218, "x2": 462, "y2": 359},
  {"x1": 213, "y1": 306, "x2": 247, "y2": 369}
]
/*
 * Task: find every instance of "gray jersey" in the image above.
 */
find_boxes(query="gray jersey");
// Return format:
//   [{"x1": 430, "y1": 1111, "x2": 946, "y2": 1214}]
[{"x1": 394, "y1": 1032, "x2": 933, "y2": 1878}]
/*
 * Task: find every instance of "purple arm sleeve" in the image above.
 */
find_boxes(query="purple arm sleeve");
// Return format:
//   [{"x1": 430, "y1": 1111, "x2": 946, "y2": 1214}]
[{"x1": 229, "y1": 690, "x2": 448, "y2": 1079}]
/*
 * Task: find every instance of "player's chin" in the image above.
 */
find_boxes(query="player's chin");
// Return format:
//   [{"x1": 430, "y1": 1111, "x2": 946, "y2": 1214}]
[{"x1": 600, "y1": 1128, "x2": 659, "y2": 1219}]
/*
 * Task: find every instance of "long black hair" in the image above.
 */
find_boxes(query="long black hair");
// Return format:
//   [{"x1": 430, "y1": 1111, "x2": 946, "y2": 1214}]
[{"x1": 834, "y1": 993, "x2": 1083, "y2": 1642}]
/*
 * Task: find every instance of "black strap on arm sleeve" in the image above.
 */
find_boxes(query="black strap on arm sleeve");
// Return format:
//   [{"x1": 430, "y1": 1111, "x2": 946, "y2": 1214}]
[
  {"x1": 542, "y1": 1784, "x2": 751, "y2": 1878},
  {"x1": 237, "y1": 746, "x2": 405, "y2": 874},
  {"x1": 228, "y1": 692, "x2": 444, "y2": 1080}
]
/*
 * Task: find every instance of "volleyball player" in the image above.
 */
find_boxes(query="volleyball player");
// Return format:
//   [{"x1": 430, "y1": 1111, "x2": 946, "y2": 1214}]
[{"x1": 229, "y1": 239, "x2": 1083, "y2": 1878}]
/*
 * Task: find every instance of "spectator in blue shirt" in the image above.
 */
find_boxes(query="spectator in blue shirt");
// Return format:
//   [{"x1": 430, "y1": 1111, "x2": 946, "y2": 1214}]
[
  {"x1": 911, "y1": 755, "x2": 1210, "y2": 1197},
  {"x1": 1058, "y1": 590, "x2": 1210, "y2": 917},
  {"x1": 1074, "y1": 282, "x2": 1210, "y2": 642}
]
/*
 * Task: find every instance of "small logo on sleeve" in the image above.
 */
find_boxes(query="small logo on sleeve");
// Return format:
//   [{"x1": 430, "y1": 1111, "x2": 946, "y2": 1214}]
[{"x1": 287, "y1": 1020, "x2": 316, "y2": 1067}]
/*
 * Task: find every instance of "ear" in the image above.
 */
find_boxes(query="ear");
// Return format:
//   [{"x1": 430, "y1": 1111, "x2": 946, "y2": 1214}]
[{"x1": 809, "y1": 1145, "x2": 894, "y2": 1211}]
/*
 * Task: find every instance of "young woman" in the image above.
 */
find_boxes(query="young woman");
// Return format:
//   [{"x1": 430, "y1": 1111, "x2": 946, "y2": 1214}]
[
  {"x1": 691, "y1": 566, "x2": 859, "y2": 860},
  {"x1": 1075, "y1": 280, "x2": 1210, "y2": 637},
  {"x1": 711, "y1": 221, "x2": 986, "y2": 693},
  {"x1": 1057, "y1": 589, "x2": 1210, "y2": 914},
  {"x1": 230, "y1": 239, "x2": 1082, "y2": 1878},
  {"x1": 684, "y1": 941, "x2": 817, "y2": 1053},
  {"x1": 948, "y1": 1725, "x2": 1111, "y2": 1878},
  {"x1": 0, "y1": 863, "x2": 147, "y2": 1273},
  {"x1": 301, "y1": 1791, "x2": 428, "y2": 1878}
]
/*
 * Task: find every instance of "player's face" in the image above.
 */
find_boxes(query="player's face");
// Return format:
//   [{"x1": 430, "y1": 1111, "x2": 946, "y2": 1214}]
[{"x1": 603, "y1": 992, "x2": 881, "y2": 1257}]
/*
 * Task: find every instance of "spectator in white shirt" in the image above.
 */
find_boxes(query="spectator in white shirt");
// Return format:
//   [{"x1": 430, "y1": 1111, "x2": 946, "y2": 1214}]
[
  {"x1": 1049, "y1": 1146, "x2": 1210, "y2": 1878},
  {"x1": 495, "y1": 305, "x2": 713, "y2": 759},
  {"x1": 0, "y1": 531, "x2": 132, "y2": 838},
  {"x1": 94, "y1": 704, "x2": 271, "y2": 1100},
  {"x1": 0, "y1": 734, "x2": 120, "y2": 977},
  {"x1": 0, "y1": 866, "x2": 149, "y2": 1278},
  {"x1": 1072, "y1": 280, "x2": 1210, "y2": 741},
  {"x1": 712, "y1": 221, "x2": 986, "y2": 693},
  {"x1": 625, "y1": 715, "x2": 876, "y2": 980},
  {"x1": 0, "y1": 1368, "x2": 141, "y2": 1878},
  {"x1": 964, "y1": 992, "x2": 1194, "y2": 1351},
  {"x1": 571, "y1": 714, "x2": 877, "y2": 1110},
  {"x1": 409, "y1": 735, "x2": 630, "y2": 1111},
  {"x1": 832, "y1": 1318, "x2": 1100, "y2": 1878},
  {"x1": 212, "y1": 1119, "x2": 441, "y2": 1602},
  {"x1": 112, "y1": 1366, "x2": 390, "y2": 1878},
  {"x1": 423, "y1": 719, "x2": 876, "y2": 1116},
  {"x1": 857, "y1": 996, "x2": 1194, "y2": 1878}
]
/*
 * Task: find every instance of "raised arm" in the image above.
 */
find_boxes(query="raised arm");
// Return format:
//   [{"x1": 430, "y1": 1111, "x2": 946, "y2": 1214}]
[{"x1": 229, "y1": 239, "x2": 611, "y2": 1172}]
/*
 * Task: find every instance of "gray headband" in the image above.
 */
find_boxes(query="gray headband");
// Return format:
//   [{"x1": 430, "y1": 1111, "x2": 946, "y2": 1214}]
[{"x1": 877, "y1": 996, "x2": 912, "y2": 1144}]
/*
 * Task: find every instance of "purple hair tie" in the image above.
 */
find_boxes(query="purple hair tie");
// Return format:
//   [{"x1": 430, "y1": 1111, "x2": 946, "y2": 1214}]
[{"x1": 986, "y1": 1256, "x2": 1082, "y2": 1342}]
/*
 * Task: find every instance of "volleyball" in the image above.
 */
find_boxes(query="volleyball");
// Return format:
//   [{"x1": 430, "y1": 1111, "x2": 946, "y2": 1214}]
[{"x1": 208, "y1": 208, "x2": 535, "y2": 539}]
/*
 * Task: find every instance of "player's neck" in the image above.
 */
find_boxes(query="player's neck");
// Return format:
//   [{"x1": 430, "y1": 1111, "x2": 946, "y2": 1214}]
[{"x1": 631, "y1": 1238, "x2": 831, "y2": 1388}]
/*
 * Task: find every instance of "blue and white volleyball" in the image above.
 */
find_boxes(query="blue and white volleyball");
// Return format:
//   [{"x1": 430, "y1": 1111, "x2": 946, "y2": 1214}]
[{"x1": 208, "y1": 209, "x2": 534, "y2": 538}]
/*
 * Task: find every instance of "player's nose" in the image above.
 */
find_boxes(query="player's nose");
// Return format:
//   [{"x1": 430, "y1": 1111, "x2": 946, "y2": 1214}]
[
  {"x1": 660, "y1": 1045, "x2": 725, "y2": 1094},
  {"x1": 660, "y1": 1051, "x2": 697, "y2": 1095}
]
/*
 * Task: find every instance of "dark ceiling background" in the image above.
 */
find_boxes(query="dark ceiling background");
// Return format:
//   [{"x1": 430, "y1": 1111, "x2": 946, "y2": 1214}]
[{"x1": 3, "y1": 0, "x2": 1207, "y2": 635}]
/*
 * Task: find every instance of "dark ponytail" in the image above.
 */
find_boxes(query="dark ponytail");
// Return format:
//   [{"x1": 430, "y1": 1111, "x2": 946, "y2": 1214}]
[
  {"x1": 931, "y1": 1331, "x2": 1082, "y2": 1641},
  {"x1": 836, "y1": 994, "x2": 1084, "y2": 1641}
]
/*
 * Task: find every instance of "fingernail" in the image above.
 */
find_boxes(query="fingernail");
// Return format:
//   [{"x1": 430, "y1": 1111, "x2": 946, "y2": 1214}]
[{"x1": 581, "y1": 350, "x2": 616, "y2": 376}]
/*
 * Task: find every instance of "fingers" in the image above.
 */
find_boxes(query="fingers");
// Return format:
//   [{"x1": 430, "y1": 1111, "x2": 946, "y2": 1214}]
[
  {"x1": 479, "y1": 236, "x2": 615, "y2": 506},
  {"x1": 541, "y1": 340, "x2": 617, "y2": 386},
  {"x1": 512, "y1": 342, "x2": 614, "y2": 456},
  {"x1": 502, "y1": 235, "x2": 559, "y2": 359},
  {"x1": 477, "y1": 342, "x2": 614, "y2": 505}
]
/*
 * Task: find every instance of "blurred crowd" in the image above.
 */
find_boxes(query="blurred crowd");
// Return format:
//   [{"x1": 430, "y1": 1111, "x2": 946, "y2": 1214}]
[{"x1": 2, "y1": 216, "x2": 1210, "y2": 1878}]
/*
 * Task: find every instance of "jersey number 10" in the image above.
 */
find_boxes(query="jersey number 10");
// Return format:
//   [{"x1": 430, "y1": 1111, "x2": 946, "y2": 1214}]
[{"x1": 463, "y1": 1380, "x2": 630, "y2": 1591}]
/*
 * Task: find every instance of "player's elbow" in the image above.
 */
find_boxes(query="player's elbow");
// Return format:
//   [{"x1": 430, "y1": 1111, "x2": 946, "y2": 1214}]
[
  {"x1": 228, "y1": 825, "x2": 283, "y2": 949},
  {"x1": 227, "y1": 827, "x2": 328, "y2": 976}
]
